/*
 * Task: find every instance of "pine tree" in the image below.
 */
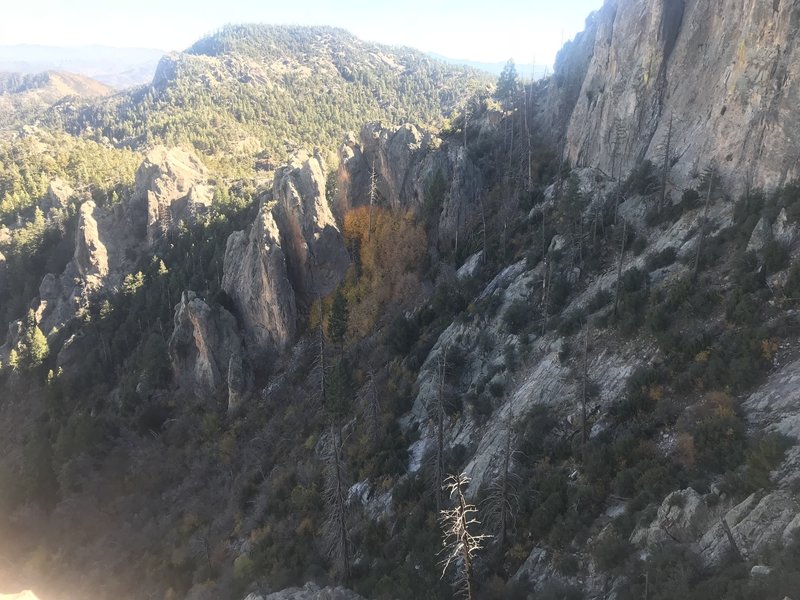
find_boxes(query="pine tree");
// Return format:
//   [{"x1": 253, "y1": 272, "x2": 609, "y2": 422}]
[
  {"x1": 18, "y1": 309, "x2": 48, "y2": 370},
  {"x1": 327, "y1": 286, "x2": 349, "y2": 356},
  {"x1": 495, "y1": 59, "x2": 518, "y2": 105}
]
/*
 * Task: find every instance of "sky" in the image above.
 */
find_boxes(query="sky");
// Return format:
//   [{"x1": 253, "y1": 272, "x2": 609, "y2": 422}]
[{"x1": 0, "y1": 0, "x2": 604, "y2": 67}]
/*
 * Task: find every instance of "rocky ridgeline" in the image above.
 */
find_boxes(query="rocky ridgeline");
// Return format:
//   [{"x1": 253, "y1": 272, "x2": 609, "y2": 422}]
[
  {"x1": 0, "y1": 146, "x2": 212, "y2": 369},
  {"x1": 215, "y1": 122, "x2": 484, "y2": 404},
  {"x1": 1, "y1": 119, "x2": 487, "y2": 411}
]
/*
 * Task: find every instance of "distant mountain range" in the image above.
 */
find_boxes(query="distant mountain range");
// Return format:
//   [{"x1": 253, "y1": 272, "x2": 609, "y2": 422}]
[
  {"x1": 0, "y1": 45, "x2": 165, "y2": 88},
  {"x1": 428, "y1": 52, "x2": 550, "y2": 79},
  {"x1": 0, "y1": 44, "x2": 550, "y2": 89}
]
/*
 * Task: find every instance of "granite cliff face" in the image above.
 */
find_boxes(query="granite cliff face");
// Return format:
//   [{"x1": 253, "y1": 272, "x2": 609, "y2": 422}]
[
  {"x1": 222, "y1": 204, "x2": 298, "y2": 356},
  {"x1": 336, "y1": 122, "x2": 482, "y2": 252},
  {"x1": 551, "y1": 0, "x2": 800, "y2": 192},
  {"x1": 168, "y1": 291, "x2": 247, "y2": 410},
  {"x1": 221, "y1": 152, "x2": 354, "y2": 357},
  {"x1": 130, "y1": 146, "x2": 214, "y2": 246},
  {"x1": 273, "y1": 153, "x2": 350, "y2": 301}
]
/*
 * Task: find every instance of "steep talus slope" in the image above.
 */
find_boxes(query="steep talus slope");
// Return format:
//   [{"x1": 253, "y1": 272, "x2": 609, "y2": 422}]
[{"x1": 552, "y1": 0, "x2": 800, "y2": 192}]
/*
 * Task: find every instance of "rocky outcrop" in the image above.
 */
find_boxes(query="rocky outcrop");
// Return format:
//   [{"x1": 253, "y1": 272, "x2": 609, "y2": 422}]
[
  {"x1": 697, "y1": 490, "x2": 800, "y2": 567},
  {"x1": 633, "y1": 486, "x2": 800, "y2": 568},
  {"x1": 773, "y1": 208, "x2": 799, "y2": 247},
  {"x1": 222, "y1": 205, "x2": 297, "y2": 356},
  {"x1": 243, "y1": 583, "x2": 366, "y2": 600},
  {"x1": 30, "y1": 148, "x2": 214, "y2": 345},
  {"x1": 549, "y1": 0, "x2": 800, "y2": 193},
  {"x1": 336, "y1": 122, "x2": 482, "y2": 251},
  {"x1": 273, "y1": 152, "x2": 350, "y2": 301},
  {"x1": 35, "y1": 199, "x2": 109, "y2": 337},
  {"x1": 130, "y1": 146, "x2": 213, "y2": 246},
  {"x1": 74, "y1": 201, "x2": 108, "y2": 284},
  {"x1": 631, "y1": 488, "x2": 710, "y2": 547},
  {"x1": 41, "y1": 178, "x2": 74, "y2": 213},
  {"x1": 168, "y1": 291, "x2": 246, "y2": 410},
  {"x1": 746, "y1": 215, "x2": 773, "y2": 252}
]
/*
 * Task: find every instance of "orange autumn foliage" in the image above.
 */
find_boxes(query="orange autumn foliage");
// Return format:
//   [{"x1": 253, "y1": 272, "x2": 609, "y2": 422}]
[{"x1": 341, "y1": 206, "x2": 426, "y2": 338}]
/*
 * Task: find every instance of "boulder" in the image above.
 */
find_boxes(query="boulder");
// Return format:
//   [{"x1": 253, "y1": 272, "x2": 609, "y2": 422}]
[
  {"x1": 630, "y1": 488, "x2": 711, "y2": 547},
  {"x1": 41, "y1": 178, "x2": 74, "y2": 213},
  {"x1": 222, "y1": 205, "x2": 297, "y2": 356},
  {"x1": 774, "y1": 208, "x2": 799, "y2": 246},
  {"x1": 747, "y1": 216, "x2": 773, "y2": 253},
  {"x1": 168, "y1": 291, "x2": 246, "y2": 408}
]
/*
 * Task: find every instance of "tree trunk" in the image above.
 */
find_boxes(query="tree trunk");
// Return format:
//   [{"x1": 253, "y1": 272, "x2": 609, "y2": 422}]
[
  {"x1": 693, "y1": 170, "x2": 714, "y2": 281},
  {"x1": 659, "y1": 116, "x2": 673, "y2": 214},
  {"x1": 614, "y1": 219, "x2": 628, "y2": 316}
]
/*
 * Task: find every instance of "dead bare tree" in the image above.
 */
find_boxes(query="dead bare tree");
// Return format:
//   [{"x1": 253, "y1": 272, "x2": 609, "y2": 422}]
[
  {"x1": 358, "y1": 367, "x2": 381, "y2": 443},
  {"x1": 541, "y1": 253, "x2": 552, "y2": 334},
  {"x1": 581, "y1": 323, "x2": 590, "y2": 449},
  {"x1": 312, "y1": 295, "x2": 327, "y2": 406},
  {"x1": 613, "y1": 218, "x2": 628, "y2": 316},
  {"x1": 439, "y1": 473, "x2": 490, "y2": 600},
  {"x1": 322, "y1": 425, "x2": 351, "y2": 583},
  {"x1": 482, "y1": 417, "x2": 520, "y2": 551},
  {"x1": 367, "y1": 160, "x2": 378, "y2": 241},
  {"x1": 609, "y1": 117, "x2": 628, "y2": 183},
  {"x1": 693, "y1": 165, "x2": 716, "y2": 281},
  {"x1": 658, "y1": 115, "x2": 675, "y2": 214},
  {"x1": 430, "y1": 349, "x2": 449, "y2": 513}
]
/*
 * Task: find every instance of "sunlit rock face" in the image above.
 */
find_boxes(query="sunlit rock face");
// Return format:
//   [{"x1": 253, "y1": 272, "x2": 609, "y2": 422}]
[
  {"x1": 550, "y1": 0, "x2": 800, "y2": 194},
  {"x1": 0, "y1": 592, "x2": 41, "y2": 600}
]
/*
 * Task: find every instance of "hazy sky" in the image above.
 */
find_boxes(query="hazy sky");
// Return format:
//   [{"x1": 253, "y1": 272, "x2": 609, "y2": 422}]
[{"x1": 2, "y1": 0, "x2": 604, "y2": 66}]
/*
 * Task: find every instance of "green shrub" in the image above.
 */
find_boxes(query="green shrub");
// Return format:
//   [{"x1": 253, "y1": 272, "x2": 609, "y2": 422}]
[
  {"x1": 624, "y1": 160, "x2": 658, "y2": 196},
  {"x1": 744, "y1": 432, "x2": 791, "y2": 490},
  {"x1": 763, "y1": 240, "x2": 790, "y2": 274},
  {"x1": 592, "y1": 528, "x2": 633, "y2": 571},
  {"x1": 587, "y1": 288, "x2": 613, "y2": 312},
  {"x1": 646, "y1": 247, "x2": 677, "y2": 272},
  {"x1": 503, "y1": 299, "x2": 531, "y2": 334}
]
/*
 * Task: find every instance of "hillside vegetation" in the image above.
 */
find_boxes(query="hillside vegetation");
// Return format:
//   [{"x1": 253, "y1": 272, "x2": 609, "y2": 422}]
[
  {"x1": 1, "y1": 9, "x2": 800, "y2": 600},
  {"x1": 46, "y1": 25, "x2": 489, "y2": 178}
]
